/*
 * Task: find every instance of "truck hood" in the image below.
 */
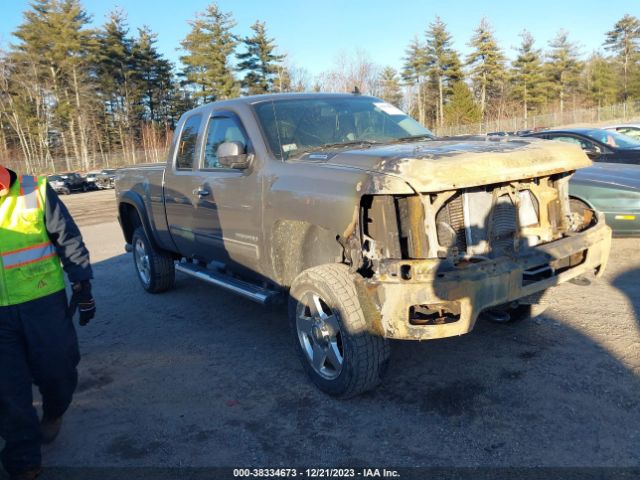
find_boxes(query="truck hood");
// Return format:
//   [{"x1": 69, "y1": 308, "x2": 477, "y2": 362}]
[{"x1": 315, "y1": 137, "x2": 591, "y2": 192}]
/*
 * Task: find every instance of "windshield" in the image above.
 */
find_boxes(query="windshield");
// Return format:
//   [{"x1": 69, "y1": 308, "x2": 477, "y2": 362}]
[
  {"x1": 584, "y1": 129, "x2": 640, "y2": 149},
  {"x1": 254, "y1": 96, "x2": 434, "y2": 159},
  {"x1": 48, "y1": 175, "x2": 62, "y2": 181}
]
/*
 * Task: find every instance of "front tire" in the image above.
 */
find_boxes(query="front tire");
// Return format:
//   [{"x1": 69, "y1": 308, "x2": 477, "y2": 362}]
[
  {"x1": 131, "y1": 226, "x2": 175, "y2": 293},
  {"x1": 289, "y1": 264, "x2": 390, "y2": 398}
]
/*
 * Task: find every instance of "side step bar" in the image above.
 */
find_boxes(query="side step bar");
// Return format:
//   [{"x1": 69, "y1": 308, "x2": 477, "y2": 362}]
[{"x1": 175, "y1": 262, "x2": 283, "y2": 305}]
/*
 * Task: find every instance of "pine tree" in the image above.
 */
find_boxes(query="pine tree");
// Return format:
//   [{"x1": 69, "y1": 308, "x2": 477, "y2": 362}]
[
  {"x1": 180, "y1": 2, "x2": 238, "y2": 103},
  {"x1": 95, "y1": 9, "x2": 140, "y2": 160},
  {"x1": 13, "y1": 0, "x2": 96, "y2": 169},
  {"x1": 584, "y1": 53, "x2": 617, "y2": 110},
  {"x1": 378, "y1": 67, "x2": 402, "y2": 106},
  {"x1": 444, "y1": 81, "x2": 481, "y2": 126},
  {"x1": 236, "y1": 21, "x2": 285, "y2": 95},
  {"x1": 425, "y1": 17, "x2": 462, "y2": 128},
  {"x1": 402, "y1": 36, "x2": 429, "y2": 125},
  {"x1": 510, "y1": 30, "x2": 546, "y2": 126},
  {"x1": 546, "y1": 30, "x2": 581, "y2": 115},
  {"x1": 604, "y1": 14, "x2": 640, "y2": 103},
  {"x1": 133, "y1": 26, "x2": 174, "y2": 122},
  {"x1": 466, "y1": 18, "x2": 506, "y2": 119}
]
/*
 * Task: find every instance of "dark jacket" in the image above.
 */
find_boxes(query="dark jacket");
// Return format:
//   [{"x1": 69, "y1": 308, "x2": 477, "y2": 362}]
[{"x1": 6, "y1": 169, "x2": 92, "y2": 283}]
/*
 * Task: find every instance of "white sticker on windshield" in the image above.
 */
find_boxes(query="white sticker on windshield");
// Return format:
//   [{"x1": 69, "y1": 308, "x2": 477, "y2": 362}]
[
  {"x1": 282, "y1": 143, "x2": 297, "y2": 152},
  {"x1": 373, "y1": 102, "x2": 405, "y2": 116}
]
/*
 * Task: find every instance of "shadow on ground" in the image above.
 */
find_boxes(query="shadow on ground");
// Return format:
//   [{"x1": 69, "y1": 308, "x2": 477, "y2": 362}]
[{"x1": 1, "y1": 255, "x2": 639, "y2": 478}]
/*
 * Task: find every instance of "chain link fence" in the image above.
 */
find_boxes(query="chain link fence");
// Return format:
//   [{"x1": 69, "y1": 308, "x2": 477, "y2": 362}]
[
  {"x1": 3, "y1": 148, "x2": 167, "y2": 175},
  {"x1": 433, "y1": 101, "x2": 640, "y2": 137},
  {"x1": 4, "y1": 101, "x2": 640, "y2": 174}
]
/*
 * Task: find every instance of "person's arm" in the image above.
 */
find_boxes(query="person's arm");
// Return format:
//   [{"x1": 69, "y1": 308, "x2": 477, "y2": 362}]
[{"x1": 44, "y1": 183, "x2": 93, "y2": 283}]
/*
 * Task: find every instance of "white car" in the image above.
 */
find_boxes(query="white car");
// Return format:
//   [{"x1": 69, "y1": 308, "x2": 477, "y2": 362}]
[{"x1": 603, "y1": 124, "x2": 640, "y2": 140}]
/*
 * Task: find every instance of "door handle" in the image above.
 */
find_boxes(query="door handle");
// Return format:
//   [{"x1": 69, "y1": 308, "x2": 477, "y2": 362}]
[{"x1": 193, "y1": 186, "x2": 210, "y2": 197}]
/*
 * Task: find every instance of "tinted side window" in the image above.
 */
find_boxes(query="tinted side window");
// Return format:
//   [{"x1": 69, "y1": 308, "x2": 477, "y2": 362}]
[
  {"x1": 551, "y1": 135, "x2": 593, "y2": 150},
  {"x1": 176, "y1": 114, "x2": 202, "y2": 169},
  {"x1": 203, "y1": 116, "x2": 248, "y2": 169}
]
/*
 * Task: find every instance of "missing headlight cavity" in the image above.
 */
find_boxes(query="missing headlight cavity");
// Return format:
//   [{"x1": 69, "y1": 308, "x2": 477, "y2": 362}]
[
  {"x1": 409, "y1": 303, "x2": 461, "y2": 325},
  {"x1": 361, "y1": 195, "x2": 429, "y2": 260}
]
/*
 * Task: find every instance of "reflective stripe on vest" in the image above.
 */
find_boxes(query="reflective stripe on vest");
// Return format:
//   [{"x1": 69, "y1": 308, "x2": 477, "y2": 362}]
[
  {"x1": 20, "y1": 175, "x2": 39, "y2": 209},
  {"x1": 1, "y1": 241, "x2": 57, "y2": 269}
]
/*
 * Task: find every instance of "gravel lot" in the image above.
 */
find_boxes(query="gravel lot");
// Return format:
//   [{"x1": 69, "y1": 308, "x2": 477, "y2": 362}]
[{"x1": 2, "y1": 189, "x2": 640, "y2": 477}]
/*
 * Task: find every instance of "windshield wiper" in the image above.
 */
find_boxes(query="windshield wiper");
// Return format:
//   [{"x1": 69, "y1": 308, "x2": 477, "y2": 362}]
[
  {"x1": 286, "y1": 140, "x2": 378, "y2": 159},
  {"x1": 391, "y1": 134, "x2": 436, "y2": 143},
  {"x1": 316, "y1": 139, "x2": 380, "y2": 150}
]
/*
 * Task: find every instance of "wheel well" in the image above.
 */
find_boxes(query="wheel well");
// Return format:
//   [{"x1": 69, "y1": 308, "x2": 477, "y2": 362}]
[
  {"x1": 569, "y1": 195, "x2": 593, "y2": 210},
  {"x1": 271, "y1": 220, "x2": 343, "y2": 287},
  {"x1": 119, "y1": 203, "x2": 142, "y2": 244}
]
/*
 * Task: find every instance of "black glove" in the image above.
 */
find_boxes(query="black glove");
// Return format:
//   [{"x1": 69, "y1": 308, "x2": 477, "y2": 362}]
[{"x1": 69, "y1": 281, "x2": 96, "y2": 326}]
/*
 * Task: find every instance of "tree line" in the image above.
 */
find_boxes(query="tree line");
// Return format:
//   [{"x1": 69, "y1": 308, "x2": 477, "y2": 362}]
[
  {"x1": 1, "y1": 0, "x2": 639, "y2": 173},
  {"x1": 399, "y1": 15, "x2": 640, "y2": 129}
]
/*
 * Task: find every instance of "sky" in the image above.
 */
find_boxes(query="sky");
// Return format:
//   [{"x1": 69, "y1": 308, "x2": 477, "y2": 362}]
[{"x1": 0, "y1": 0, "x2": 637, "y2": 76}]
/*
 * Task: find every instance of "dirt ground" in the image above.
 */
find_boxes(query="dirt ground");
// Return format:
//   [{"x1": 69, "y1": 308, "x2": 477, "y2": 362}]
[{"x1": 2, "y1": 189, "x2": 640, "y2": 477}]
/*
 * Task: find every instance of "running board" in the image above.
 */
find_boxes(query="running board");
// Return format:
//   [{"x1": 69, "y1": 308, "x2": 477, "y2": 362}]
[{"x1": 175, "y1": 262, "x2": 282, "y2": 305}]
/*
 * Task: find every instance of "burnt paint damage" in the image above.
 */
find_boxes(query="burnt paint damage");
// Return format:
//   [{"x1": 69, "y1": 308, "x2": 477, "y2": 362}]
[
  {"x1": 280, "y1": 138, "x2": 610, "y2": 341},
  {"x1": 231, "y1": 135, "x2": 611, "y2": 341},
  {"x1": 320, "y1": 136, "x2": 593, "y2": 192}
]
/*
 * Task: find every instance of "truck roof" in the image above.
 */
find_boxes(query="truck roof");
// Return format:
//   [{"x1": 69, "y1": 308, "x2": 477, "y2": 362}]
[{"x1": 191, "y1": 92, "x2": 377, "y2": 112}]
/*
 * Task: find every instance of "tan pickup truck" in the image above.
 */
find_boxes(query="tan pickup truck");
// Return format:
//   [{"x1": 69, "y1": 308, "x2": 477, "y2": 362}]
[{"x1": 116, "y1": 93, "x2": 612, "y2": 397}]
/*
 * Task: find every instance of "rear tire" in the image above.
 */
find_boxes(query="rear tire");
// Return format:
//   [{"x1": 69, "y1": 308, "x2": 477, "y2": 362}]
[
  {"x1": 131, "y1": 226, "x2": 175, "y2": 293},
  {"x1": 483, "y1": 303, "x2": 547, "y2": 323},
  {"x1": 289, "y1": 264, "x2": 390, "y2": 398}
]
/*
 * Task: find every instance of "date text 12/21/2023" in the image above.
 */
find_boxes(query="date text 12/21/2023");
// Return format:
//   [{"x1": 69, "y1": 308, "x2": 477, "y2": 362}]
[{"x1": 232, "y1": 468, "x2": 401, "y2": 478}]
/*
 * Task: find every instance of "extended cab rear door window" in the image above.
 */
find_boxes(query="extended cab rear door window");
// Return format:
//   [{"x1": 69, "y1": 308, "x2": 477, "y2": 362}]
[
  {"x1": 202, "y1": 114, "x2": 249, "y2": 169},
  {"x1": 175, "y1": 114, "x2": 202, "y2": 170}
]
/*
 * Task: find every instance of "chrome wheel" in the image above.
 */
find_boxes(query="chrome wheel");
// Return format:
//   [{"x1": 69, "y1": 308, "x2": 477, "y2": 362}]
[
  {"x1": 296, "y1": 292, "x2": 344, "y2": 380},
  {"x1": 134, "y1": 237, "x2": 151, "y2": 286}
]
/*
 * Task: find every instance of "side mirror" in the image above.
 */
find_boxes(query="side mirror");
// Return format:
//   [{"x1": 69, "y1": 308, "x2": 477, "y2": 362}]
[
  {"x1": 216, "y1": 141, "x2": 251, "y2": 169},
  {"x1": 583, "y1": 144, "x2": 601, "y2": 159}
]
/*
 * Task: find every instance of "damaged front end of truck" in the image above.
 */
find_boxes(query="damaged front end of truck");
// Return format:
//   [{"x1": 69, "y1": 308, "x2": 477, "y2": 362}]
[{"x1": 339, "y1": 139, "x2": 612, "y2": 341}]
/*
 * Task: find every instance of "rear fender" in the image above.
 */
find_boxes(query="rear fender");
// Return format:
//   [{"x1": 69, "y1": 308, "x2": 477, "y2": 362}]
[{"x1": 118, "y1": 190, "x2": 162, "y2": 249}]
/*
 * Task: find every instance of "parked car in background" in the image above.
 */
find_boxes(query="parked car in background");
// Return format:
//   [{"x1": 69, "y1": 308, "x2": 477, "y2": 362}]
[
  {"x1": 523, "y1": 128, "x2": 640, "y2": 165},
  {"x1": 59, "y1": 172, "x2": 90, "y2": 192},
  {"x1": 85, "y1": 170, "x2": 102, "y2": 189},
  {"x1": 48, "y1": 172, "x2": 89, "y2": 194},
  {"x1": 570, "y1": 162, "x2": 640, "y2": 236},
  {"x1": 47, "y1": 174, "x2": 71, "y2": 195},
  {"x1": 603, "y1": 124, "x2": 640, "y2": 140},
  {"x1": 487, "y1": 131, "x2": 509, "y2": 137},
  {"x1": 96, "y1": 169, "x2": 117, "y2": 189}
]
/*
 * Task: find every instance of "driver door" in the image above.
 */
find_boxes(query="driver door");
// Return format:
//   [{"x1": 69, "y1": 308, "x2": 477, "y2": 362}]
[{"x1": 191, "y1": 111, "x2": 261, "y2": 270}]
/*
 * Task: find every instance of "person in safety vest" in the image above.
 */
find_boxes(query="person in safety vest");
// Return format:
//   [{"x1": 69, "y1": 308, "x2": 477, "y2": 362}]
[{"x1": 0, "y1": 165, "x2": 95, "y2": 480}]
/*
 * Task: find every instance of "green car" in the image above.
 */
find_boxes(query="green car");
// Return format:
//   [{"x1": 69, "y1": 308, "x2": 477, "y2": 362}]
[{"x1": 570, "y1": 162, "x2": 640, "y2": 236}]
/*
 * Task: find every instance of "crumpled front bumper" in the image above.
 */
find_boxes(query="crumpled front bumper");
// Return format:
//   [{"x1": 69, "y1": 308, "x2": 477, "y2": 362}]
[{"x1": 362, "y1": 213, "x2": 612, "y2": 341}]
